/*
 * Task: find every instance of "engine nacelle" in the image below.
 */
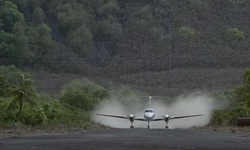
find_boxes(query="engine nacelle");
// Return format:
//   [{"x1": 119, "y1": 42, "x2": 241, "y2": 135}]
[
  {"x1": 128, "y1": 114, "x2": 135, "y2": 122},
  {"x1": 163, "y1": 115, "x2": 170, "y2": 122}
]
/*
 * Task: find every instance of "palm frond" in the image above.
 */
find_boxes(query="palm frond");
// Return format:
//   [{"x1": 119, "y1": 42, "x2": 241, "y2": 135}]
[
  {"x1": 26, "y1": 90, "x2": 39, "y2": 97},
  {"x1": 7, "y1": 96, "x2": 20, "y2": 110},
  {"x1": 5, "y1": 73, "x2": 39, "y2": 114},
  {"x1": 26, "y1": 97, "x2": 37, "y2": 106},
  {"x1": 4, "y1": 86, "x2": 19, "y2": 96},
  {"x1": 17, "y1": 98, "x2": 24, "y2": 114}
]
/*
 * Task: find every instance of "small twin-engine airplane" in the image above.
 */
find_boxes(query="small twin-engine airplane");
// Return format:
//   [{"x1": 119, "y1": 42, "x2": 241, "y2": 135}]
[{"x1": 97, "y1": 96, "x2": 203, "y2": 129}]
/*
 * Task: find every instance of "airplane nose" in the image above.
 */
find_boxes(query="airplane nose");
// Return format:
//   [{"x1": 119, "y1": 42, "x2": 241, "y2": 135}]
[{"x1": 145, "y1": 113, "x2": 154, "y2": 117}]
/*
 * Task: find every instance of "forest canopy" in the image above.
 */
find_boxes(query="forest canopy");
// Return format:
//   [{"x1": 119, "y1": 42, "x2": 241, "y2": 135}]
[{"x1": 0, "y1": 0, "x2": 250, "y2": 74}]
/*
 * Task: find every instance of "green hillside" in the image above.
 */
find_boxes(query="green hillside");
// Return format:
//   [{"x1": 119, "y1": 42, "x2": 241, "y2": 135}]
[{"x1": 1, "y1": 0, "x2": 250, "y2": 95}]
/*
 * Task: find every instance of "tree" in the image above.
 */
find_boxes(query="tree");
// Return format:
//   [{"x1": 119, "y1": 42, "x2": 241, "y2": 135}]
[
  {"x1": 32, "y1": 7, "x2": 45, "y2": 24},
  {"x1": 125, "y1": 5, "x2": 154, "y2": 37},
  {"x1": 29, "y1": 23, "x2": 53, "y2": 49},
  {"x1": 96, "y1": 19, "x2": 112, "y2": 39},
  {"x1": 236, "y1": 69, "x2": 250, "y2": 107},
  {"x1": 149, "y1": 26, "x2": 166, "y2": 40},
  {"x1": 56, "y1": 2, "x2": 90, "y2": 35},
  {"x1": 224, "y1": 27, "x2": 246, "y2": 49},
  {"x1": 97, "y1": 0, "x2": 119, "y2": 18},
  {"x1": 67, "y1": 24, "x2": 94, "y2": 57},
  {"x1": 176, "y1": 26, "x2": 196, "y2": 52},
  {"x1": 178, "y1": 26, "x2": 195, "y2": 39},
  {"x1": 0, "y1": 1, "x2": 24, "y2": 32},
  {"x1": 26, "y1": 23, "x2": 55, "y2": 68},
  {"x1": 227, "y1": 0, "x2": 250, "y2": 10},
  {"x1": 0, "y1": 66, "x2": 38, "y2": 115},
  {"x1": 0, "y1": 31, "x2": 22, "y2": 61},
  {"x1": 225, "y1": 27, "x2": 245, "y2": 41},
  {"x1": 0, "y1": 75, "x2": 5, "y2": 95},
  {"x1": 7, "y1": 74, "x2": 38, "y2": 115}
]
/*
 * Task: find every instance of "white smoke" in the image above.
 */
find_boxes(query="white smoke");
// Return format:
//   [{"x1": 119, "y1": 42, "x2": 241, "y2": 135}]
[{"x1": 91, "y1": 92, "x2": 226, "y2": 129}]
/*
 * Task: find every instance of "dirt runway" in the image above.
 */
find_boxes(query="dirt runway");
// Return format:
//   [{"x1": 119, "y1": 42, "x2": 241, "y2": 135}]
[{"x1": 0, "y1": 128, "x2": 249, "y2": 150}]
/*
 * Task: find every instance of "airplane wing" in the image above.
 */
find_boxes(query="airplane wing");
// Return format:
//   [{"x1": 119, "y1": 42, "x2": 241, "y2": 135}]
[
  {"x1": 153, "y1": 114, "x2": 203, "y2": 121},
  {"x1": 134, "y1": 118, "x2": 145, "y2": 121},
  {"x1": 170, "y1": 114, "x2": 203, "y2": 120},
  {"x1": 96, "y1": 113, "x2": 145, "y2": 121},
  {"x1": 96, "y1": 114, "x2": 128, "y2": 119}
]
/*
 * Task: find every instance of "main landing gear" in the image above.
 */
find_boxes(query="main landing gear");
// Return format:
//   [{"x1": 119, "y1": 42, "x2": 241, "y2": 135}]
[
  {"x1": 130, "y1": 121, "x2": 134, "y2": 129},
  {"x1": 165, "y1": 120, "x2": 169, "y2": 129}
]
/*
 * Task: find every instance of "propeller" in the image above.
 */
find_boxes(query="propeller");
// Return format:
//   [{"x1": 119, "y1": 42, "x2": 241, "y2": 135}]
[
  {"x1": 128, "y1": 114, "x2": 135, "y2": 122},
  {"x1": 163, "y1": 115, "x2": 170, "y2": 122},
  {"x1": 96, "y1": 113, "x2": 137, "y2": 128},
  {"x1": 162, "y1": 115, "x2": 171, "y2": 129}
]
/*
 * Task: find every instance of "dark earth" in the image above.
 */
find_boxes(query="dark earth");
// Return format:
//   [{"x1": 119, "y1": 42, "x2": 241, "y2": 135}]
[{"x1": 0, "y1": 127, "x2": 250, "y2": 150}]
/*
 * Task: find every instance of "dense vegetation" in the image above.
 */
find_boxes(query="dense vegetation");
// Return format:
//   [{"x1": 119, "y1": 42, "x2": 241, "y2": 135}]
[
  {"x1": 59, "y1": 79, "x2": 108, "y2": 111},
  {"x1": 211, "y1": 69, "x2": 250, "y2": 125},
  {"x1": 1, "y1": 65, "x2": 250, "y2": 127},
  {"x1": 1, "y1": 0, "x2": 250, "y2": 128},
  {"x1": 0, "y1": 66, "x2": 106, "y2": 128},
  {"x1": 1, "y1": 0, "x2": 250, "y2": 73},
  {"x1": 0, "y1": 65, "x2": 145, "y2": 128}
]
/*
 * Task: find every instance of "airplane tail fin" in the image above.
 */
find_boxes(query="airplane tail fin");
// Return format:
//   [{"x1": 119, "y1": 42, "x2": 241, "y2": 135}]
[
  {"x1": 132, "y1": 96, "x2": 170, "y2": 109},
  {"x1": 149, "y1": 96, "x2": 152, "y2": 108}
]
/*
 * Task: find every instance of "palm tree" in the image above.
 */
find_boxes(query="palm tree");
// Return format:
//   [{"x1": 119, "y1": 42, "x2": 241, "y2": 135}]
[
  {"x1": 7, "y1": 74, "x2": 39, "y2": 115},
  {"x1": 0, "y1": 75, "x2": 4, "y2": 94}
]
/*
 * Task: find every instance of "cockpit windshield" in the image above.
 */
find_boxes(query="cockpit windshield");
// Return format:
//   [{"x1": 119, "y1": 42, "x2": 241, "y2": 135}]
[{"x1": 145, "y1": 109, "x2": 153, "y2": 113}]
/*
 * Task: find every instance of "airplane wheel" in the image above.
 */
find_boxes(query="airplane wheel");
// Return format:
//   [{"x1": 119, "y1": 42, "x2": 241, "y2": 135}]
[
  {"x1": 147, "y1": 125, "x2": 150, "y2": 129},
  {"x1": 165, "y1": 126, "x2": 169, "y2": 129},
  {"x1": 130, "y1": 125, "x2": 134, "y2": 129}
]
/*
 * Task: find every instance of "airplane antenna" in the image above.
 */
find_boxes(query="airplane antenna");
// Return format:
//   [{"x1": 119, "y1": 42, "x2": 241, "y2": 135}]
[{"x1": 132, "y1": 96, "x2": 170, "y2": 99}]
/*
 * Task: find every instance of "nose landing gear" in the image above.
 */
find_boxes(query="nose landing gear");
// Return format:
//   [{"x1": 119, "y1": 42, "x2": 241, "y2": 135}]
[{"x1": 147, "y1": 121, "x2": 150, "y2": 129}]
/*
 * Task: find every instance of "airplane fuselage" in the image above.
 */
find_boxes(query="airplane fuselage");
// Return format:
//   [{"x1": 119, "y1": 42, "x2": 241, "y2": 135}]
[{"x1": 144, "y1": 108, "x2": 155, "y2": 121}]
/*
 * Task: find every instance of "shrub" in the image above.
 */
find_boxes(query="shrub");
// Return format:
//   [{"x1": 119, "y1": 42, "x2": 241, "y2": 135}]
[
  {"x1": 211, "y1": 104, "x2": 250, "y2": 126},
  {"x1": 0, "y1": 96, "x2": 91, "y2": 127},
  {"x1": 178, "y1": 26, "x2": 195, "y2": 40},
  {"x1": 59, "y1": 79, "x2": 108, "y2": 111},
  {"x1": 41, "y1": 100, "x2": 90, "y2": 126},
  {"x1": 17, "y1": 103, "x2": 45, "y2": 126},
  {"x1": 211, "y1": 69, "x2": 250, "y2": 126},
  {"x1": 225, "y1": 27, "x2": 245, "y2": 41},
  {"x1": 0, "y1": 97, "x2": 13, "y2": 125}
]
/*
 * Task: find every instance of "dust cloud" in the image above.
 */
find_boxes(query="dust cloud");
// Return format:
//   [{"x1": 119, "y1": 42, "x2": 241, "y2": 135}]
[{"x1": 91, "y1": 93, "x2": 226, "y2": 129}]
